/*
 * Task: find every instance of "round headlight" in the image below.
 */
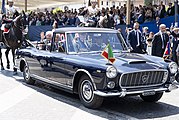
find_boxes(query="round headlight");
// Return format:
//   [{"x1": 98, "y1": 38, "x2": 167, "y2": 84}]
[
  {"x1": 169, "y1": 62, "x2": 178, "y2": 74},
  {"x1": 106, "y1": 66, "x2": 117, "y2": 78}
]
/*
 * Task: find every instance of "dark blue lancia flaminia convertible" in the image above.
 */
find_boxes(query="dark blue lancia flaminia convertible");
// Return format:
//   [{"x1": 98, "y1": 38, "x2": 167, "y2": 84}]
[{"x1": 16, "y1": 27, "x2": 178, "y2": 109}]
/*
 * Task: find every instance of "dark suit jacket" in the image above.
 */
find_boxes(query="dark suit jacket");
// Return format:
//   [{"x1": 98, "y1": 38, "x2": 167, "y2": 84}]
[
  {"x1": 127, "y1": 30, "x2": 145, "y2": 54},
  {"x1": 159, "y1": 7, "x2": 166, "y2": 18},
  {"x1": 167, "y1": 7, "x2": 175, "y2": 16},
  {"x1": 171, "y1": 32, "x2": 179, "y2": 64},
  {"x1": 172, "y1": 38, "x2": 179, "y2": 64},
  {"x1": 152, "y1": 32, "x2": 169, "y2": 57},
  {"x1": 137, "y1": 14, "x2": 144, "y2": 24},
  {"x1": 171, "y1": 32, "x2": 179, "y2": 53}
]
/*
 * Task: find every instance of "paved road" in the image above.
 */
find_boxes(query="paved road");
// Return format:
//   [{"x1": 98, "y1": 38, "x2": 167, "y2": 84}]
[{"x1": 0, "y1": 50, "x2": 179, "y2": 120}]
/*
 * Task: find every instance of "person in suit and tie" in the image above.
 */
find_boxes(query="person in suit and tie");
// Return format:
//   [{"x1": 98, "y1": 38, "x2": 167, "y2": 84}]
[
  {"x1": 171, "y1": 27, "x2": 179, "y2": 64},
  {"x1": 152, "y1": 24, "x2": 169, "y2": 57},
  {"x1": 127, "y1": 22, "x2": 146, "y2": 54},
  {"x1": 72, "y1": 33, "x2": 89, "y2": 52}
]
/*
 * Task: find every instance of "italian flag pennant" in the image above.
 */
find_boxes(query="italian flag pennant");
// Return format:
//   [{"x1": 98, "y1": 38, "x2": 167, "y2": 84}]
[
  {"x1": 163, "y1": 41, "x2": 171, "y2": 60},
  {"x1": 101, "y1": 44, "x2": 116, "y2": 64}
]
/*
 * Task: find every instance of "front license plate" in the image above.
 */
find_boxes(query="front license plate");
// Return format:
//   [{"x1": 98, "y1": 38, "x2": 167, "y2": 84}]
[{"x1": 142, "y1": 91, "x2": 155, "y2": 96}]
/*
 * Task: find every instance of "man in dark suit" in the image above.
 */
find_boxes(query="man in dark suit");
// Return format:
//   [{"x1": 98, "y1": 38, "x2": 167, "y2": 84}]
[
  {"x1": 127, "y1": 22, "x2": 145, "y2": 54},
  {"x1": 152, "y1": 24, "x2": 169, "y2": 57},
  {"x1": 159, "y1": 2, "x2": 166, "y2": 18},
  {"x1": 167, "y1": 3, "x2": 174, "y2": 16},
  {"x1": 171, "y1": 28, "x2": 179, "y2": 64}
]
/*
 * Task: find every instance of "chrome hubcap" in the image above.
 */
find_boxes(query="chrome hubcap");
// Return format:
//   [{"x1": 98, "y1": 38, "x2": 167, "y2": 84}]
[
  {"x1": 24, "y1": 66, "x2": 29, "y2": 80},
  {"x1": 82, "y1": 81, "x2": 93, "y2": 101}
]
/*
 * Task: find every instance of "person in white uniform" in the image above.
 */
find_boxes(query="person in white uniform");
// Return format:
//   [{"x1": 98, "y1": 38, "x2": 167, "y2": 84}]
[
  {"x1": 5, "y1": 0, "x2": 20, "y2": 19},
  {"x1": 87, "y1": 1, "x2": 100, "y2": 18}
]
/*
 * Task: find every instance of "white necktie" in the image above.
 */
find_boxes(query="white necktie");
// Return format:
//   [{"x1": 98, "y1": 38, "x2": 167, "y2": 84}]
[
  {"x1": 162, "y1": 34, "x2": 165, "y2": 49},
  {"x1": 136, "y1": 31, "x2": 140, "y2": 46}
]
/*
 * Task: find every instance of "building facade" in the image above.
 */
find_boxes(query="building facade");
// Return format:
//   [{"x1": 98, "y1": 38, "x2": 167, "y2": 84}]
[
  {"x1": 97, "y1": 0, "x2": 177, "y2": 8},
  {"x1": 98, "y1": 0, "x2": 144, "y2": 8}
]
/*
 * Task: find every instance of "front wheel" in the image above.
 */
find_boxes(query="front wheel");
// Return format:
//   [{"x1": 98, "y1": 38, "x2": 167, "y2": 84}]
[
  {"x1": 78, "y1": 75, "x2": 103, "y2": 109},
  {"x1": 23, "y1": 65, "x2": 35, "y2": 85},
  {"x1": 140, "y1": 92, "x2": 163, "y2": 102}
]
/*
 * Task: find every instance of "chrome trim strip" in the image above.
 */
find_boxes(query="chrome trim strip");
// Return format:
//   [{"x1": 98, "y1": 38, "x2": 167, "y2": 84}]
[
  {"x1": 93, "y1": 91, "x2": 123, "y2": 97},
  {"x1": 119, "y1": 33, "x2": 129, "y2": 50},
  {"x1": 154, "y1": 71, "x2": 157, "y2": 84},
  {"x1": 72, "y1": 69, "x2": 97, "y2": 90},
  {"x1": 138, "y1": 72, "x2": 142, "y2": 86},
  {"x1": 126, "y1": 88, "x2": 168, "y2": 95},
  {"x1": 65, "y1": 31, "x2": 117, "y2": 34},
  {"x1": 94, "y1": 87, "x2": 168, "y2": 97},
  {"x1": 31, "y1": 74, "x2": 72, "y2": 90},
  {"x1": 119, "y1": 69, "x2": 168, "y2": 89},
  {"x1": 128, "y1": 60, "x2": 146, "y2": 64},
  {"x1": 65, "y1": 32, "x2": 69, "y2": 54},
  {"x1": 120, "y1": 69, "x2": 168, "y2": 74},
  {"x1": 134, "y1": 72, "x2": 138, "y2": 86},
  {"x1": 124, "y1": 83, "x2": 162, "y2": 89}
]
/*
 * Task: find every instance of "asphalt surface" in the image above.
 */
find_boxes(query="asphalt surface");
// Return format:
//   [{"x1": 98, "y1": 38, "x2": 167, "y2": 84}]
[{"x1": 0, "y1": 49, "x2": 179, "y2": 120}]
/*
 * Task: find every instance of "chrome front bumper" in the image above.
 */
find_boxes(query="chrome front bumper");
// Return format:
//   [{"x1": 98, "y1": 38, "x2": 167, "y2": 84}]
[{"x1": 93, "y1": 83, "x2": 178, "y2": 97}]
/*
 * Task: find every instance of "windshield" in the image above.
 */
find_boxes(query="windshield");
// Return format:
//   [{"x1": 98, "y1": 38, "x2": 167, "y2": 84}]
[{"x1": 66, "y1": 32, "x2": 128, "y2": 53}]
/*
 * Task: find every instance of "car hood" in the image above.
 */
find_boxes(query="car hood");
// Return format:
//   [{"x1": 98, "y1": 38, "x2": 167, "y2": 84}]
[{"x1": 77, "y1": 52, "x2": 168, "y2": 73}]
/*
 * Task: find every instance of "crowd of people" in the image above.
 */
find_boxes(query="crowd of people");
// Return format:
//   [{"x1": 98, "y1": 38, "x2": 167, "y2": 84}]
[
  {"x1": 126, "y1": 22, "x2": 179, "y2": 64},
  {"x1": 2, "y1": 0, "x2": 177, "y2": 28},
  {"x1": 25, "y1": 1, "x2": 177, "y2": 27},
  {"x1": 1, "y1": 0, "x2": 179, "y2": 64},
  {"x1": 30, "y1": 1, "x2": 179, "y2": 64}
]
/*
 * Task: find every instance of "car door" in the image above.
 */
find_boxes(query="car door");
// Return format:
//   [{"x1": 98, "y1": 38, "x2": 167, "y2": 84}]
[
  {"x1": 45, "y1": 52, "x2": 67, "y2": 85},
  {"x1": 42, "y1": 33, "x2": 67, "y2": 86},
  {"x1": 19, "y1": 41, "x2": 49, "y2": 79},
  {"x1": 34, "y1": 49, "x2": 53, "y2": 79}
]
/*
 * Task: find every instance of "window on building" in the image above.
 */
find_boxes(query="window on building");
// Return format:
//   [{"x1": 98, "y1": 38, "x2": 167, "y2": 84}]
[
  {"x1": 119, "y1": 2, "x2": 121, "y2": 6},
  {"x1": 101, "y1": 1, "x2": 103, "y2": 5}
]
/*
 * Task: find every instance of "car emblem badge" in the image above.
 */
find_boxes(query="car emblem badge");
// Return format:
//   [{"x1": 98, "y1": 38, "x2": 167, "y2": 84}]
[{"x1": 142, "y1": 75, "x2": 148, "y2": 83}]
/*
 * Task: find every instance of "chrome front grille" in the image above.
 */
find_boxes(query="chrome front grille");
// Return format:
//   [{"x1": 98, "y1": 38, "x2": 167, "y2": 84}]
[{"x1": 119, "y1": 70, "x2": 167, "y2": 88}]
